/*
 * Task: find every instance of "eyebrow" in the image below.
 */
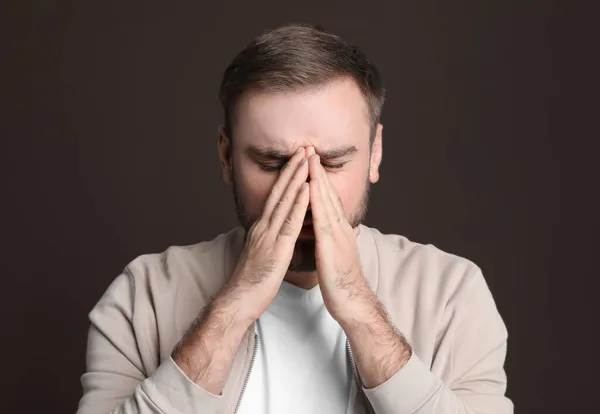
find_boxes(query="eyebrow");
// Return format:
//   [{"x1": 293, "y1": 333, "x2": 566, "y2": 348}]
[{"x1": 246, "y1": 145, "x2": 358, "y2": 161}]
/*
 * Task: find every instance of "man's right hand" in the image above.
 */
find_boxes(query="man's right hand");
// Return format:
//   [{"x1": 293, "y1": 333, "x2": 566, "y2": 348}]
[
  {"x1": 172, "y1": 146, "x2": 309, "y2": 394},
  {"x1": 223, "y1": 145, "x2": 310, "y2": 320}
]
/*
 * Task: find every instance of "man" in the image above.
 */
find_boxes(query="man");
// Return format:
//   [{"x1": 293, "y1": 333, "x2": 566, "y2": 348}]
[{"x1": 77, "y1": 23, "x2": 512, "y2": 414}]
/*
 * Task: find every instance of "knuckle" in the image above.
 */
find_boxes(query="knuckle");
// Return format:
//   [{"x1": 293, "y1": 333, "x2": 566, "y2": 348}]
[
  {"x1": 250, "y1": 220, "x2": 265, "y2": 236},
  {"x1": 316, "y1": 221, "x2": 331, "y2": 234},
  {"x1": 275, "y1": 196, "x2": 288, "y2": 210},
  {"x1": 258, "y1": 225, "x2": 276, "y2": 241},
  {"x1": 265, "y1": 189, "x2": 279, "y2": 205},
  {"x1": 280, "y1": 217, "x2": 295, "y2": 236},
  {"x1": 248, "y1": 224, "x2": 273, "y2": 247}
]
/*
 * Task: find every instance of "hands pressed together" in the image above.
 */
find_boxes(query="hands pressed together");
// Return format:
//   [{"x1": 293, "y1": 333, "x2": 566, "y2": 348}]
[
  {"x1": 228, "y1": 145, "x2": 369, "y2": 324},
  {"x1": 173, "y1": 146, "x2": 409, "y2": 394}
]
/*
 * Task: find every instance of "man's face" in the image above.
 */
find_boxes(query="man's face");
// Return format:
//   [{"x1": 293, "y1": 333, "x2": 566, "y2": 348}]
[{"x1": 219, "y1": 78, "x2": 383, "y2": 272}]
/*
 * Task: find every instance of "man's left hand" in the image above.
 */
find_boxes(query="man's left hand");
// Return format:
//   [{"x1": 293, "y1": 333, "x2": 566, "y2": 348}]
[
  {"x1": 306, "y1": 146, "x2": 412, "y2": 389},
  {"x1": 306, "y1": 146, "x2": 371, "y2": 324}
]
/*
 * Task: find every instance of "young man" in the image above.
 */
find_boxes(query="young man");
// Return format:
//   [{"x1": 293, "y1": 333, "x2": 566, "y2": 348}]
[{"x1": 77, "y1": 23, "x2": 512, "y2": 414}]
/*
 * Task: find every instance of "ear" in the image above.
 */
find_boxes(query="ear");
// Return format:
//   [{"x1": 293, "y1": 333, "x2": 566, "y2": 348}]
[
  {"x1": 369, "y1": 123, "x2": 383, "y2": 183},
  {"x1": 217, "y1": 126, "x2": 233, "y2": 186}
]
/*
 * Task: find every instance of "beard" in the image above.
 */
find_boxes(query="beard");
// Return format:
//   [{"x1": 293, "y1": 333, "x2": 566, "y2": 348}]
[{"x1": 232, "y1": 173, "x2": 371, "y2": 273}]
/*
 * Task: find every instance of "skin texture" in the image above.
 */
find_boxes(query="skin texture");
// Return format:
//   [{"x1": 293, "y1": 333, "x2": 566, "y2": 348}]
[
  {"x1": 220, "y1": 77, "x2": 382, "y2": 287},
  {"x1": 172, "y1": 77, "x2": 411, "y2": 395}
]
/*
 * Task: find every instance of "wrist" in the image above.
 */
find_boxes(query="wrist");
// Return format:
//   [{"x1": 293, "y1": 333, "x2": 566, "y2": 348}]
[
  {"x1": 333, "y1": 285, "x2": 379, "y2": 329},
  {"x1": 210, "y1": 290, "x2": 257, "y2": 333},
  {"x1": 220, "y1": 271, "x2": 279, "y2": 322},
  {"x1": 172, "y1": 293, "x2": 254, "y2": 390}
]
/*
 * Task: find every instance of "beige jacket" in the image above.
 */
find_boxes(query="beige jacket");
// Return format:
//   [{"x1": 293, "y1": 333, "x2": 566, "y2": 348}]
[{"x1": 77, "y1": 225, "x2": 513, "y2": 414}]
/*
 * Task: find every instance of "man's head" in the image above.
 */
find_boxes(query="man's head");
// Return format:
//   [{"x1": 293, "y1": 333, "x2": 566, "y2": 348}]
[{"x1": 217, "y1": 23, "x2": 385, "y2": 272}]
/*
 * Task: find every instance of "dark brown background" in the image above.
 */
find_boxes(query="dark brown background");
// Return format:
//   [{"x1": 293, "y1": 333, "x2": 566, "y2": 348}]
[{"x1": 2, "y1": 1, "x2": 598, "y2": 413}]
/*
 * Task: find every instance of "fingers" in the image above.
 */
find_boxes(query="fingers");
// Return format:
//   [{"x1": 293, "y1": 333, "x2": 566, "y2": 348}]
[
  {"x1": 262, "y1": 147, "x2": 306, "y2": 218},
  {"x1": 310, "y1": 155, "x2": 338, "y2": 222},
  {"x1": 315, "y1": 159, "x2": 345, "y2": 220},
  {"x1": 308, "y1": 156, "x2": 337, "y2": 238},
  {"x1": 306, "y1": 146, "x2": 341, "y2": 214},
  {"x1": 309, "y1": 173, "x2": 328, "y2": 235},
  {"x1": 278, "y1": 182, "x2": 310, "y2": 240},
  {"x1": 320, "y1": 165, "x2": 346, "y2": 220},
  {"x1": 307, "y1": 152, "x2": 346, "y2": 234},
  {"x1": 270, "y1": 152, "x2": 309, "y2": 233}
]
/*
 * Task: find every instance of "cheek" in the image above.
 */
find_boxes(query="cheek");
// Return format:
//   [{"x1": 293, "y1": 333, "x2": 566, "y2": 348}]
[
  {"x1": 235, "y1": 163, "x2": 276, "y2": 208},
  {"x1": 327, "y1": 171, "x2": 367, "y2": 214}
]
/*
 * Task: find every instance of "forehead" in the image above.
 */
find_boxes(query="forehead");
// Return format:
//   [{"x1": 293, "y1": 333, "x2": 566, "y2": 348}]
[{"x1": 232, "y1": 78, "x2": 371, "y2": 152}]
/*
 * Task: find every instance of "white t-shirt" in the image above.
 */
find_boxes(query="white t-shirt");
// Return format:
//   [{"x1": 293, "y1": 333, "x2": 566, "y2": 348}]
[{"x1": 237, "y1": 281, "x2": 353, "y2": 414}]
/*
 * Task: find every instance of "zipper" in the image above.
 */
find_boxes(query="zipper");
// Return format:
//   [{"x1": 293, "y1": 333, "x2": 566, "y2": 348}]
[
  {"x1": 233, "y1": 333, "x2": 259, "y2": 414},
  {"x1": 346, "y1": 339, "x2": 375, "y2": 414},
  {"x1": 347, "y1": 339, "x2": 361, "y2": 388}
]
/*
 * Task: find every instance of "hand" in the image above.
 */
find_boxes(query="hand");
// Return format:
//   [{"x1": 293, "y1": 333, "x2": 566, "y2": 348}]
[
  {"x1": 172, "y1": 147, "x2": 309, "y2": 393},
  {"x1": 306, "y1": 148, "x2": 412, "y2": 388},
  {"x1": 223, "y1": 146, "x2": 310, "y2": 321},
  {"x1": 306, "y1": 147, "x2": 370, "y2": 323}
]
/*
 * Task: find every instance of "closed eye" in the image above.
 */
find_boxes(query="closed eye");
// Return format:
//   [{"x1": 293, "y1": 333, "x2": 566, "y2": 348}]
[
  {"x1": 258, "y1": 163, "x2": 285, "y2": 172},
  {"x1": 322, "y1": 163, "x2": 345, "y2": 170},
  {"x1": 257, "y1": 161, "x2": 346, "y2": 172}
]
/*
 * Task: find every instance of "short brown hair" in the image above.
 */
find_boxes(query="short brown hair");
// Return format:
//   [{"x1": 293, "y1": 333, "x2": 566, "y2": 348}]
[{"x1": 219, "y1": 23, "x2": 385, "y2": 142}]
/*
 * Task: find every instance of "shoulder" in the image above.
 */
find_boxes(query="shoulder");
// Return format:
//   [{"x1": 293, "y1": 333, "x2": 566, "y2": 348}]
[
  {"x1": 127, "y1": 229, "x2": 231, "y2": 279},
  {"x1": 94, "y1": 227, "x2": 243, "y2": 315},
  {"x1": 123, "y1": 227, "x2": 244, "y2": 298},
  {"x1": 365, "y1": 225, "x2": 481, "y2": 273},
  {"x1": 88, "y1": 227, "x2": 245, "y2": 357},
  {"x1": 362, "y1": 226, "x2": 489, "y2": 304},
  {"x1": 361, "y1": 226, "x2": 506, "y2": 350}
]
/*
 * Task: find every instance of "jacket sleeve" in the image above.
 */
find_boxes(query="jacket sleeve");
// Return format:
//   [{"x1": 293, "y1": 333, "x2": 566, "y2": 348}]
[
  {"x1": 76, "y1": 271, "x2": 222, "y2": 414},
  {"x1": 363, "y1": 270, "x2": 514, "y2": 414}
]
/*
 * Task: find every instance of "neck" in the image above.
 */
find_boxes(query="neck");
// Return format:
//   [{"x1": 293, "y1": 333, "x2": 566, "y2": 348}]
[{"x1": 284, "y1": 270, "x2": 318, "y2": 290}]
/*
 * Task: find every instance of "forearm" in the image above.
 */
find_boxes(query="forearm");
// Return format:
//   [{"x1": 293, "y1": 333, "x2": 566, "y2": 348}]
[
  {"x1": 338, "y1": 287, "x2": 412, "y2": 389},
  {"x1": 171, "y1": 290, "x2": 255, "y2": 395},
  {"x1": 335, "y1": 274, "x2": 512, "y2": 414}
]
